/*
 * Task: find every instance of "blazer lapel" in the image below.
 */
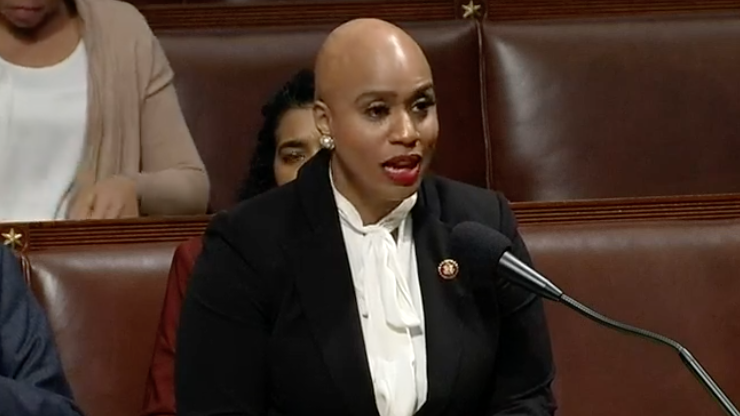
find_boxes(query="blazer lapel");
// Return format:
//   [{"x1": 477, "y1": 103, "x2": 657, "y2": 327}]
[
  {"x1": 413, "y1": 180, "x2": 466, "y2": 416},
  {"x1": 284, "y1": 150, "x2": 379, "y2": 416},
  {"x1": 285, "y1": 156, "x2": 466, "y2": 416}
]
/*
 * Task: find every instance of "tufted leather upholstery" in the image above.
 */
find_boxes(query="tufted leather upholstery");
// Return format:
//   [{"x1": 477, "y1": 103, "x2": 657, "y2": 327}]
[
  {"x1": 26, "y1": 244, "x2": 176, "y2": 416},
  {"x1": 157, "y1": 14, "x2": 740, "y2": 208},
  {"x1": 159, "y1": 20, "x2": 487, "y2": 210},
  {"x1": 522, "y1": 220, "x2": 740, "y2": 416},
  {"x1": 482, "y1": 15, "x2": 740, "y2": 201},
  {"x1": 18, "y1": 217, "x2": 740, "y2": 416}
]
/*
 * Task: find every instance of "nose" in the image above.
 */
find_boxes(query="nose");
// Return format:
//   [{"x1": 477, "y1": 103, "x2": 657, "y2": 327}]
[{"x1": 389, "y1": 110, "x2": 419, "y2": 146}]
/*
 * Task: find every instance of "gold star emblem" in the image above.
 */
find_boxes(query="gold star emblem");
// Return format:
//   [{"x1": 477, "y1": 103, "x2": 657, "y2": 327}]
[
  {"x1": 462, "y1": 0, "x2": 482, "y2": 19},
  {"x1": 2, "y1": 228, "x2": 23, "y2": 249}
]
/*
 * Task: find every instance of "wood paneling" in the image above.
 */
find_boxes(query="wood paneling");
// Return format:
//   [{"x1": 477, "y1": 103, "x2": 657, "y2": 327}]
[
  {"x1": 1, "y1": 216, "x2": 210, "y2": 253},
  {"x1": 141, "y1": 0, "x2": 457, "y2": 30},
  {"x1": 5, "y1": 194, "x2": 740, "y2": 253},
  {"x1": 137, "y1": 0, "x2": 740, "y2": 30},
  {"x1": 486, "y1": 0, "x2": 740, "y2": 21},
  {"x1": 514, "y1": 193, "x2": 740, "y2": 225}
]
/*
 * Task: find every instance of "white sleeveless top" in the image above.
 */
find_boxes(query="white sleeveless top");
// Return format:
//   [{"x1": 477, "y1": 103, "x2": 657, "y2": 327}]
[{"x1": 0, "y1": 40, "x2": 88, "y2": 222}]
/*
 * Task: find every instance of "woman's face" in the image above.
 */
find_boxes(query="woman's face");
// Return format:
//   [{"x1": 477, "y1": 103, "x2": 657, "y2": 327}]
[
  {"x1": 273, "y1": 106, "x2": 321, "y2": 186},
  {"x1": 315, "y1": 42, "x2": 438, "y2": 219},
  {"x1": 0, "y1": 0, "x2": 63, "y2": 31}
]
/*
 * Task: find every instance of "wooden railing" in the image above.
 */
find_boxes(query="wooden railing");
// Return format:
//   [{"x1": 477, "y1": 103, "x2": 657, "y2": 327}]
[
  {"x1": 138, "y1": 0, "x2": 740, "y2": 30},
  {"x1": 4, "y1": 193, "x2": 740, "y2": 253},
  {"x1": 513, "y1": 193, "x2": 740, "y2": 225},
  {"x1": 485, "y1": 0, "x2": 740, "y2": 21}
]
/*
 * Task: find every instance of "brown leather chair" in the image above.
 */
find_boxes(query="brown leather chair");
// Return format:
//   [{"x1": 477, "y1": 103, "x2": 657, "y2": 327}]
[
  {"x1": 157, "y1": 20, "x2": 488, "y2": 211},
  {"x1": 13, "y1": 216, "x2": 740, "y2": 416},
  {"x1": 482, "y1": 14, "x2": 740, "y2": 201},
  {"x1": 520, "y1": 219, "x2": 740, "y2": 416},
  {"x1": 25, "y1": 243, "x2": 178, "y2": 416},
  {"x1": 158, "y1": 13, "x2": 740, "y2": 210}
]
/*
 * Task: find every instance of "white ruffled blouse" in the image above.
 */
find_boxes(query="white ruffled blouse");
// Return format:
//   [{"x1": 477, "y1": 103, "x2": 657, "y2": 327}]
[{"x1": 331, "y1": 171, "x2": 428, "y2": 416}]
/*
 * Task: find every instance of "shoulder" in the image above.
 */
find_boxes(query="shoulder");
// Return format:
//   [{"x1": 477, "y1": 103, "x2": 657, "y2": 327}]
[
  {"x1": 171, "y1": 237, "x2": 204, "y2": 280},
  {"x1": 205, "y1": 183, "x2": 299, "y2": 259},
  {"x1": 0, "y1": 246, "x2": 31, "y2": 317},
  {"x1": 423, "y1": 175, "x2": 513, "y2": 228},
  {"x1": 82, "y1": 0, "x2": 159, "y2": 58},
  {"x1": 174, "y1": 237, "x2": 203, "y2": 264},
  {"x1": 84, "y1": 0, "x2": 151, "y2": 32},
  {"x1": 85, "y1": 0, "x2": 150, "y2": 31},
  {"x1": 191, "y1": 185, "x2": 298, "y2": 319},
  {"x1": 0, "y1": 246, "x2": 23, "y2": 285},
  {"x1": 79, "y1": 0, "x2": 167, "y2": 92}
]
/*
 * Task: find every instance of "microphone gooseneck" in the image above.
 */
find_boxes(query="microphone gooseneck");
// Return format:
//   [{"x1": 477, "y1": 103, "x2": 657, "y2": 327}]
[
  {"x1": 450, "y1": 221, "x2": 740, "y2": 416},
  {"x1": 559, "y1": 294, "x2": 740, "y2": 416}
]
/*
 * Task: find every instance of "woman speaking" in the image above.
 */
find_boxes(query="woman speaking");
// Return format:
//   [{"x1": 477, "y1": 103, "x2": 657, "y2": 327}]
[{"x1": 176, "y1": 18, "x2": 556, "y2": 416}]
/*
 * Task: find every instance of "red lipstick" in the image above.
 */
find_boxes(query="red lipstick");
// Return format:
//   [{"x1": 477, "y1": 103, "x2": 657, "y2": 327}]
[{"x1": 382, "y1": 154, "x2": 422, "y2": 186}]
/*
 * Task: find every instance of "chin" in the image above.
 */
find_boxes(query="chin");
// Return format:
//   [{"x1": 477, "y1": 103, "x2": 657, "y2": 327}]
[
  {"x1": 388, "y1": 183, "x2": 421, "y2": 201},
  {"x1": 13, "y1": 21, "x2": 39, "y2": 28},
  {"x1": 3, "y1": 8, "x2": 48, "y2": 29},
  {"x1": 7, "y1": 17, "x2": 43, "y2": 30}
]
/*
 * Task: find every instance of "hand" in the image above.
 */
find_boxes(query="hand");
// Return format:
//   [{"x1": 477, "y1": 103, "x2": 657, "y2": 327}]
[{"x1": 68, "y1": 176, "x2": 140, "y2": 220}]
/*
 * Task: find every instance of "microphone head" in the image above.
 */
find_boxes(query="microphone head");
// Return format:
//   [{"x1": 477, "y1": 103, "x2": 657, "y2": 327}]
[{"x1": 450, "y1": 221, "x2": 513, "y2": 277}]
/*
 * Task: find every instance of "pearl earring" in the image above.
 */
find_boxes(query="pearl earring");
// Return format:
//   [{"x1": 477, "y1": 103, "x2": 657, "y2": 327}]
[{"x1": 319, "y1": 134, "x2": 335, "y2": 150}]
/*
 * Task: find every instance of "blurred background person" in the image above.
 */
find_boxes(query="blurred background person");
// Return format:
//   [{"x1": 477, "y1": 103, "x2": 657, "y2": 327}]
[
  {"x1": 141, "y1": 68, "x2": 319, "y2": 416},
  {"x1": 0, "y1": 0, "x2": 208, "y2": 222},
  {"x1": 0, "y1": 245, "x2": 84, "y2": 416}
]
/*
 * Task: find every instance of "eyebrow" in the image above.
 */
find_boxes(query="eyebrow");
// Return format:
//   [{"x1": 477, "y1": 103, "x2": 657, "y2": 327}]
[
  {"x1": 277, "y1": 139, "x2": 307, "y2": 151},
  {"x1": 354, "y1": 81, "x2": 435, "y2": 104}
]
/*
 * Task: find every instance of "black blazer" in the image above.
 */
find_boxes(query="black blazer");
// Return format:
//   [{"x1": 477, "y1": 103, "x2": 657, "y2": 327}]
[{"x1": 176, "y1": 150, "x2": 556, "y2": 416}]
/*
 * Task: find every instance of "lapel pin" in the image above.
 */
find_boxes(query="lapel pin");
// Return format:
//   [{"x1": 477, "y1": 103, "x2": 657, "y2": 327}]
[{"x1": 438, "y1": 259, "x2": 459, "y2": 280}]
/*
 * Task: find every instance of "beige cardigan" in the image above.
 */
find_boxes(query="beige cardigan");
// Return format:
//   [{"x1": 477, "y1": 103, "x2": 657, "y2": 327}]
[{"x1": 67, "y1": 0, "x2": 209, "y2": 217}]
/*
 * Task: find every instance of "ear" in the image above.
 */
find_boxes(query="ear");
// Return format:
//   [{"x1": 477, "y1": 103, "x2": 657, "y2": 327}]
[{"x1": 313, "y1": 100, "x2": 331, "y2": 136}]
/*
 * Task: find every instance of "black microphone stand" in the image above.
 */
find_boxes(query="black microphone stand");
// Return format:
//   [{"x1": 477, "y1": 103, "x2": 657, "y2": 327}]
[
  {"x1": 559, "y1": 294, "x2": 740, "y2": 416},
  {"x1": 498, "y1": 251, "x2": 739, "y2": 415}
]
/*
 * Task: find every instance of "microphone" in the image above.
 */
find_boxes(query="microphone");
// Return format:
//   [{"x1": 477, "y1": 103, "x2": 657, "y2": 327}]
[{"x1": 450, "y1": 221, "x2": 740, "y2": 416}]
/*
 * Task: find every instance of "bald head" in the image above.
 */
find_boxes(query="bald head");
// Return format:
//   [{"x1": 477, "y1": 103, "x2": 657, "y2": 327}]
[
  {"x1": 314, "y1": 18, "x2": 432, "y2": 104},
  {"x1": 311, "y1": 19, "x2": 439, "y2": 224}
]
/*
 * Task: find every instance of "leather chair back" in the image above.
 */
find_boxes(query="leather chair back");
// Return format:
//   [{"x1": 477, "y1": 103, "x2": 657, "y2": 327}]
[
  {"x1": 26, "y1": 243, "x2": 178, "y2": 416},
  {"x1": 158, "y1": 20, "x2": 487, "y2": 210},
  {"x1": 521, "y1": 219, "x2": 740, "y2": 416},
  {"x1": 482, "y1": 15, "x2": 740, "y2": 201},
  {"x1": 19, "y1": 217, "x2": 740, "y2": 416}
]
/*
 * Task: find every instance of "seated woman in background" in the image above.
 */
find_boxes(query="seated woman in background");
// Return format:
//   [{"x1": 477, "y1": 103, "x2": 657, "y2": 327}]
[
  {"x1": 176, "y1": 18, "x2": 555, "y2": 416},
  {"x1": 140, "y1": 68, "x2": 318, "y2": 416},
  {"x1": 0, "y1": 0, "x2": 208, "y2": 222}
]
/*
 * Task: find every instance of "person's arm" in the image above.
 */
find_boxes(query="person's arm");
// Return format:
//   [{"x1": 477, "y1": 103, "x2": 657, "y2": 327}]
[
  {"x1": 141, "y1": 238, "x2": 202, "y2": 416},
  {"x1": 133, "y1": 28, "x2": 210, "y2": 216},
  {"x1": 487, "y1": 195, "x2": 557, "y2": 416},
  {"x1": 176, "y1": 214, "x2": 272, "y2": 416},
  {"x1": 0, "y1": 247, "x2": 83, "y2": 416}
]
